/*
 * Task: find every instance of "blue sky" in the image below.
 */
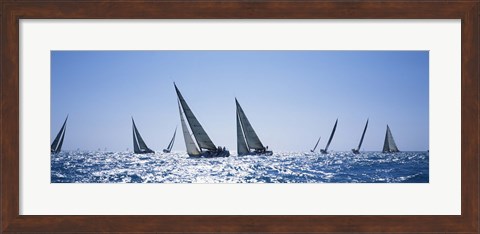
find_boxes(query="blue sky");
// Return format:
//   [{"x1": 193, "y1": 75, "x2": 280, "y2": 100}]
[{"x1": 51, "y1": 51, "x2": 429, "y2": 152}]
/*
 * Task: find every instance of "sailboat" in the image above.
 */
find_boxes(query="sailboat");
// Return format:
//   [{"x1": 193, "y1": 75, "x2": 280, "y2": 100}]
[
  {"x1": 352, "y1": 119, "x2": 369, "y2": 154},
  {"x1": 320, "y1": 119, "x2": 338, "y2": 154},
  {"x1": 310, "y1": 136, "x2": 321, "y2": 153},
  {"x1": 175, "y1": 83, "x2": 230, "y2": 158},
  {"x1": 382, "y1": 125, "x2": 400, "y2": 153},
  {"x1": 236, "y1": 98, "x2": 273, "y2": 156},
  {"x1": 132, "y1": 117, "x2": 154, "y2": 154},
  {"x1": 51, "y1": 115, "x2": 68, "y2": 154},
  {"x1": 163, "y1": 126, "x2": 177, "y2": 153}
]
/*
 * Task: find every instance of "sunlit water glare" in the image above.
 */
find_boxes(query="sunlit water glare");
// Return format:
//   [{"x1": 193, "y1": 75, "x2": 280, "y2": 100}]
[{"x1": 51, "y1": 151, "x2": 428, "y2": 183}]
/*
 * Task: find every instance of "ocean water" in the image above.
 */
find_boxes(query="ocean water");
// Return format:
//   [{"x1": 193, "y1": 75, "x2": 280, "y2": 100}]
[{"x1": 51, "y1": 151, "x2": 428, "y2": 183}]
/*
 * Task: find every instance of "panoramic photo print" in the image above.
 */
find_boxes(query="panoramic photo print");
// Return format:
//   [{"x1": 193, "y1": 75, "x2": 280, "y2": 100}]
[{"x1": 51, "y1": 51, "x2": 429, "y2": 183}]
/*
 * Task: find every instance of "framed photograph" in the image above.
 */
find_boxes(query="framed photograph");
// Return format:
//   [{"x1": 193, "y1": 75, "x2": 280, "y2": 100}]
[
  {"x1": 48, "y1": 50, "x2": 429, "y2": 184},
  {"x1": 1, "y1": 1, "x2": 478, "y2": 233}
]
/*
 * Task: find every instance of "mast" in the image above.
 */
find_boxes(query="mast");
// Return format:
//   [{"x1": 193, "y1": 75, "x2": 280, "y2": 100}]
[
  {"x1": 311, "y1": 136, "x2": 321, "y2": 152},
  {"x1": 383, "y1": 125, "x2": 399, "y2": 153},
  {"x1": 51, "y1": 115, "x2": 68, "y2": 153},
  {"x1": 356, "y1": 119, "x2": 369, "y2": 151},
  {"x1": 324, "y1": 119, "x2": 338, "y2": 151},
  {"x1": 174, "y1": 83, "x2": 216, "y2": 151},
  {"x1": 236, "y1": 108, "x2": 249, "y2": 155},
  {"x1": 235, "y1": 98, "x2": 264, "y2": 150}
]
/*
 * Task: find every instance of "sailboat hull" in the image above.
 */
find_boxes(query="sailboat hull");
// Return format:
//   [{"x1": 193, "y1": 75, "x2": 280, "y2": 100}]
[
  {"x1": 238, "y1": 150, "x2": 273, "y2": 156},
  {"x1": 320, "y1": 149, "x2": 328, "y2": 154},
  {"x1": 352, "y1": 149, "x2": 360, "y2": 154},
  {"x1": 189, "y1": 149, "x2": 230, "y2": 158},
  {"x1": 263, "y1": 151, "x2": 273, "y2": 156},
  {"x1": 134, "y1": 149, "x2": 154, "y2": 154},
  {"x1": 382, "y1": 149, "x2": 400, "y2": 153},
  {"x1": 163, "y1": 149, "x2": 171, "y2": 153}
]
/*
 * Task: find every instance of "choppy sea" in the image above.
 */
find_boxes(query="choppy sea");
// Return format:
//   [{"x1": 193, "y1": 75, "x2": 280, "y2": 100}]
[{"x1": 51, "y1": 151, "x2": 428, "y2": 183}]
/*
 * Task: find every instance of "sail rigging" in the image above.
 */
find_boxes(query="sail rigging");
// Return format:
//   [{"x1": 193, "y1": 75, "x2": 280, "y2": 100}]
[
  {"x1": 132, "y1": 117, "x2": 154, "y2": 154},
  {"x1": 51, "y1": 115, "x2": 68, "y2": 154},
  {"x1": 175, "y1": 84, "x2": 216, "y2": 151},
  {"x1": 235, "y1": 98, "x2": 264, "y2": 150},
  {"x1": 323, "y1": 119, "x2": 338, "y2": 152},
  {"x1": 311, "y1": 136, "x2": 321, "y2": 152},
  {"x1": 382, "y1": 125, "x2": 399, "y2": 153}
]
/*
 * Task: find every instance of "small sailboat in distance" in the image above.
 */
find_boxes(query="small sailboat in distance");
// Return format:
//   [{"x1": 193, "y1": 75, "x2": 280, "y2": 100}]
[
  {"x1": 163, "y1": 126, "x2": 177, "y2": 153},
  {"x1": 236, "y1": 98, "x2": 273, "y2": 156},
  {"x1": 175, "y1": 83, "x2": 229, "y2": 158},
  {"x1": 320, "y1": 119, "x2": 338, "y2": 154},
  {"x1": 352, "y1": 119, "x2": 369, "y2": 154},
  {"x1": 382, "y1": 124, "x2": 400, "y2": 153},
  {"x1": 310, "y1": 136, "x2": 321, "y2": 153},
  {"x1": 51, "y1": 115, "x2": 68, "y2": 154},
  {"x1": 132, "y1": 117, "x2": 154, "y2": 154}
]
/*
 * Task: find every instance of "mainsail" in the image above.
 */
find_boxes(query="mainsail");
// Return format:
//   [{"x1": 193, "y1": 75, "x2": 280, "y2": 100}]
[
  {"x1": 382, "y1": 125, "x2": 399, "y2": 153},
  {"x1": 164, "y1": 126, "x2": 177, "y2": 152},
  {"x1": 132, "y1": 118, "x2": 154, "y2": 154},
  {"x1": 235, "y1": 98, "x2": 264, "y2": 150},
  {"x1": 51, "y1": 115, "x2": 68, "y2": 154},
  {"x1": 324, "y1": 119, "x2": 338, "y2": 151},
  {"x1": 311, "y1": 136, "x2": 321, "y2": 152},
  {"x1": 355, "y1": 119, "x2": 369, "y2": 151},
  {"x1": 236, "y1": 112, "x2": 249, "y2": 155},
  {"x1": 178, "y1": 102, "x2": 201, "y2": 155},
  {"x1": 175, "y1": 84, "x2": 216, "y2": 151}
]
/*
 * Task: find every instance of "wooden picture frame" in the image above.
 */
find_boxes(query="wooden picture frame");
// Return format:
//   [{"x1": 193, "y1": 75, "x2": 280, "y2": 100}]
[{"x1": 1, "y1": 1, "x2": 478, "y2": 233}]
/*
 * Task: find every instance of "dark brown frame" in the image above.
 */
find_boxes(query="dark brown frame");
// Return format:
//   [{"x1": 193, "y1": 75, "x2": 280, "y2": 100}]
[{"x1": 1, "y1": 1, "x2": 478, "y2": 233}]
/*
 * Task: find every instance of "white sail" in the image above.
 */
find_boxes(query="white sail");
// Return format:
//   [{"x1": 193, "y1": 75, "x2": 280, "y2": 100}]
[
  {"x1": 236, "y1": 112, "x2": 249, "y2": 155},
  {"x1": 175, "y1": 85, "x2": 216, "y2": 151},
  {"x1": 383, "y1": 125, "x2": 399, "y2": 153},
  {"x1": 178, "y1": 101, "x2": 200, "y2": 155},
  {"x1": 236, "y1": 99, "x2": 264, "y2": 150}
]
